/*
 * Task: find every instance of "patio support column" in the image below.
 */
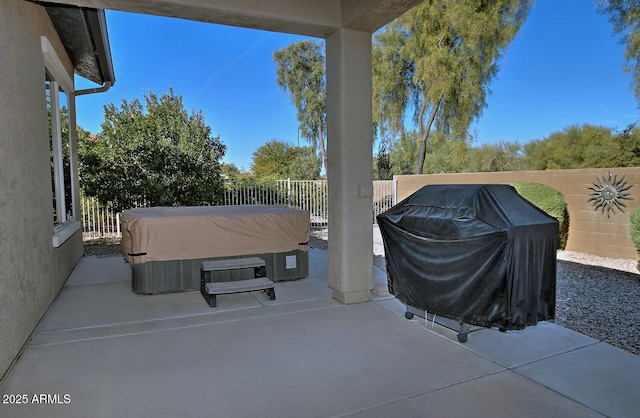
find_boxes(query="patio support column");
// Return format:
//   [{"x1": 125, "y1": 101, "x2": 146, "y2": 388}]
[{"x1": 325, "y1": 28, "x2": 374, "y2": 304}]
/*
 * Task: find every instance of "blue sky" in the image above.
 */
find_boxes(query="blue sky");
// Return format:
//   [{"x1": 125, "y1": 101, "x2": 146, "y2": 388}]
[{"x1": 75, "y1": 1, "x2": 639, "y2": 171}]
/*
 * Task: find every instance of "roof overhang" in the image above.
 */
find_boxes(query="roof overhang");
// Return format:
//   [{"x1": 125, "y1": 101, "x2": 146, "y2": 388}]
[
  {"x1": 39, "y1": 2, "x2": 116, "y2": 87},
  {"x1": 35, "y1": 0, "x2": 422, "y2": 91},
  {"x1": 34, "y1": 1, "x2": 422, "y2": 39}
]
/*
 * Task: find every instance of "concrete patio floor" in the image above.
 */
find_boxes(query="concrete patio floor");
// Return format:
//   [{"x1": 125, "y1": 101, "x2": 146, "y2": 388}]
[{"x1": 1, "y1": 250, "x2": 639, "y2": 417}]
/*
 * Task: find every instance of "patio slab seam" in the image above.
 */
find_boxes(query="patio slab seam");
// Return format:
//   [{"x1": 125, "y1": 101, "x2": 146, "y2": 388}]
[
  {"x1": 505, "y1": 368, "x2": 607, "y2": 417},
  {"x1": 483, "y1": 342, "x2": 614, "y2": 418},
  {"x1": 365, "y1": 301, "x2": 603, "y2": 406},
  {"x1": 458, "y1": 334, "x2": 604, "y2": 370},
  {"x1": 370, "y1": 299, "x2": 616, "y2": 416},
  {"x1": 334, "y1": 368, "x2": 511, "y2": 418},
  {"x1": 511, "y1": 341, "x2": 640, "y2": 418},
  {"x1": 28, "y1": 299, "x2": 344, "y2": 348}
]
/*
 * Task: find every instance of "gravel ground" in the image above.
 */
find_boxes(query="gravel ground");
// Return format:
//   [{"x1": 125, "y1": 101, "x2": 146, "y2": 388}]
[
  {"x1": 84, "y1": 228, "x2": 640, "y2": 356},
  {"x1": 83, "y1": 236, "x2": 123, "y2": 257},
  {"x1": 555, "y1": 256, "x2": 640, "y2": 355}
]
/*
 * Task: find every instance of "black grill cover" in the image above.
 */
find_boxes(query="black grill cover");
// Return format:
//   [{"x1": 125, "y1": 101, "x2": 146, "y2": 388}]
[{"x1": 377, "y1": 184, "x2": 557, "y2": 330}]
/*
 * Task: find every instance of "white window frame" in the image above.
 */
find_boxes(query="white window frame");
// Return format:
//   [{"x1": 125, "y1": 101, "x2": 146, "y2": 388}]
[{"x1": 42, "y1": 36, "x2": 81, "y2": 247}]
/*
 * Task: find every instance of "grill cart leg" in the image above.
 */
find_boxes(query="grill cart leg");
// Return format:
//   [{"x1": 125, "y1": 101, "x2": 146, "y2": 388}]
[{"x1": 405, "y1": 304, "x2": 471, "y2": 343}]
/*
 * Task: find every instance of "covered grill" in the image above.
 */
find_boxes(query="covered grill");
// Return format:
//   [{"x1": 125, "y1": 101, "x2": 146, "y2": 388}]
[{"x1": 377, "y1": 184, "x2": 558, "y2": 340}]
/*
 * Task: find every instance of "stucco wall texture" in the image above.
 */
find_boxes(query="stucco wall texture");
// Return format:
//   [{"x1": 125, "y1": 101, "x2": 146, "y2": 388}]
[
  {"x1": 0, "y1": 0, "x2": 84, "y2": 380},
  {"x1": 396, "y1": 167, "x2": 640, "y2": 260}
]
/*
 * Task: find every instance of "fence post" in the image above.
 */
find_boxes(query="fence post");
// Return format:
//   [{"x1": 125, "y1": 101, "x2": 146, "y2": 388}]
[{"x1": 393, "y1": 178, "x2": 397, "y2": 205}]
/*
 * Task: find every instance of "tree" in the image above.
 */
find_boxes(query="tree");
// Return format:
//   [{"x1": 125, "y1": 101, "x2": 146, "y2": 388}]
[
  {"x1": 221, "y1": 163, "x2": 251, "y2": 180},
  {"x1": 374, "y1": 141, "x2": 394, "y2": 180},
  {"x1": 373, "y1": 0, "x2": 532, "y2": 174},
  {"x1": 274, "y1": 40, "x2": 327, "y2": 172},
  {"x1": 251, "y1": 139, "x2": 297, "y2": 179},
  {"x1": 288, "y1": 146, "x2": 322, "y2": 180},
  {"x1": 79, "y1": 88, "x2": 226, "y2": 212},
  {"x1": 466, "y1": 141, "x2": 525, "y2": 172},
  {"x1": 389, "y1": 130, "x2": 420, "y2": 175},
  {"x1": 251, "y1": 139, "x2": 321, "y2": 180},
  {"x1": 614, "y1": 122, "x2": 640, "y2": 165},
  {"x1": 422, "y1": 134, "x2": 469, "y2": 174},
  {"x1": 523, "y1": 123, "x2": 640, "y2": 169},
  {"x1": 599, "y1": 0, "x2": 640, "y2": 102}
]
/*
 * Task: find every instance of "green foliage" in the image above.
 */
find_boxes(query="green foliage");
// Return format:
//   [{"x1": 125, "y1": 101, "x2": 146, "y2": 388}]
[
  {"x1": 221, "y1": 163, "x2": 251, "y2": 180},
  {"x1": 630, "y1": 207, "x2": 640, "y2": 255},
  {"x1": 251, "y1": 139, "x2": 321, "y2": 180},
  {"x1": 613, "y1": 122, "x2": 640, "y2": 166},
  {"x1": 79, "y1": 88, "x2": 226, "y2": 212},
  {"x1": 387, "y1": 130, "x2": 471, "y2": 175},
  {"x1": 374, "y1": 141, "x2": 393, "y2": 180},
  {"x1": 466, "y1": 141, "x2": 526, "y2": 172},
  {"x1": 524, "y1": 123, "x2": 640, "y2": 169},
  {"x1": 251, "y1": 139, "x2": 296, "y2": 179},
  {"x1": 372, "y1": 28, "x2": 413, "y2": 140},
  {"x1": 511, "y1": 182, "x2": 568, "y2": 249},
  {"x1": 288, "y1": 146, "x2": 322, "y2": 180},
  {"x1": 274, "y1": 40, "x2": 327, "y2": 171},
  {"x1": 598, "y1": 1, "x2": 640, "y2": 102},
  {"x1": 224, "y1": 179, "x2": 288, "y2": 205},
  {"x1": 373, "y1": 0, "x2": 532, "y2": 173},
  {"x1": 385, "y1": 122, "x2": 639, "y2": 176},
  {"x1": 389, "y1": 130, "x2": 419, "y2": 175},
  {"x1": 422, "y1": 137, "x2": 469, "y2": 174}
]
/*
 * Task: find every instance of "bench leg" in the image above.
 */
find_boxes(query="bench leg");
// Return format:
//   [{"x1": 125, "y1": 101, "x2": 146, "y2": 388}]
[
  {"x1": 201, "y1": 271, "x2": 211, "y2": 298},
  {"x1": 208, "y1": 294, "x2": 217, "y2": 308}
]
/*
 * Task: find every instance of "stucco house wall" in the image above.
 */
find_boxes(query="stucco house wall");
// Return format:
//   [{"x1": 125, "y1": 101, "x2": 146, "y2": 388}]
[
  {"x1": 395, "y1": 168, "x2": 640, "y2": 260},
  {"x1": 0, "y1": 0, "x2": 84, "y2": 379}
]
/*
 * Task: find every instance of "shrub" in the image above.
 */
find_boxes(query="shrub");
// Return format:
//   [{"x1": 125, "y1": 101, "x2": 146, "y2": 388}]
[
  {"x1": 630, "y1": 208, "x2": 640, "y2": 256},
  {"x1": 511, "y1": 182, "x2": 569, "y2": 249}
]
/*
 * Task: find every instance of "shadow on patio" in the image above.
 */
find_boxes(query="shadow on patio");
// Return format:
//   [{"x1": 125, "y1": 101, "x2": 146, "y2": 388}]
[{"x1": 1, "y1": 250, "x2": 639, "y2": 417}]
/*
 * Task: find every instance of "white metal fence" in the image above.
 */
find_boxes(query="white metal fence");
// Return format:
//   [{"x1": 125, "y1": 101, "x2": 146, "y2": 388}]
[
  {"x1": 81, "y1": 179, "x2": 395, "y2": 238},
  {"x1": 81, "y1": 195, "x2": 121, "y2": 239},
  {"x1": 223, "y1": 179, "x2": 329, "y2": 227}
]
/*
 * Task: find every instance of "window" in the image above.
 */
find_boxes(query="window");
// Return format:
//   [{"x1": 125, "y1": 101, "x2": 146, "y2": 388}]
[
  {"x1": 42, "y1": 37, "x2": 81, "y2": 247},
  {"x1": 47, "y1": 78, "x2": 73, "y2": 224}
]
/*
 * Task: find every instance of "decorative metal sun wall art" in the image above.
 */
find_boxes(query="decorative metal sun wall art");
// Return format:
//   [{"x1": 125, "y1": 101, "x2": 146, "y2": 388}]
[{"x1": 587, "y1": 172, "x2": 634, "y2": 218}]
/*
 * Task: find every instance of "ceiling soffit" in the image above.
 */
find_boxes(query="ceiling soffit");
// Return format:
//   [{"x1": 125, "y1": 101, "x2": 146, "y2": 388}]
[
  {"x1": 37, "y1": 0, "x2": 422, "y2": 38},
  {"x1": 41, "y1": 2, "x2": 115, "y2": 85}
]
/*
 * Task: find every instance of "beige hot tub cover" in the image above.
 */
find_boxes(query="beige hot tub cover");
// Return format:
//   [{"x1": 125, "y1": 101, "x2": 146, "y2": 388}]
[{"x1": 120, "y1": 205, "x2": 310, "y2": 264}]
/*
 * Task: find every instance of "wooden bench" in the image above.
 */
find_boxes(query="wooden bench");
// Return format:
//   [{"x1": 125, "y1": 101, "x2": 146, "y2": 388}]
[{"x1": 200, "y1": 257, "x2": 275, "y2": 308}]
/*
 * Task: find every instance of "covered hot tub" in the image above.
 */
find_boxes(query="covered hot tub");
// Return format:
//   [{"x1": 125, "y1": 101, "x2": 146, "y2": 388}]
[
  {"x1": 121, "y1": 205, "x2": 310, "y2": 294},
  {"x1": 377, "y1": 184, "x2": 557, "y2": 339}
]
